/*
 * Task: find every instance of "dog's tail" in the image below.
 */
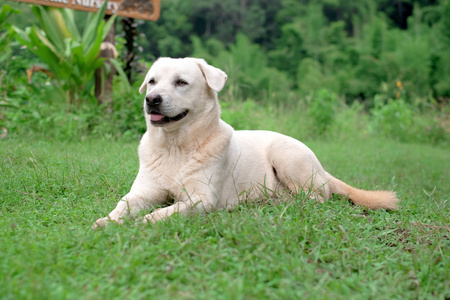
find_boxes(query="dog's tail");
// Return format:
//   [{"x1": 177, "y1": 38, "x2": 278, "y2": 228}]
[{"x1": 326, "y1": 172, "x2": 399, "y2": 210}]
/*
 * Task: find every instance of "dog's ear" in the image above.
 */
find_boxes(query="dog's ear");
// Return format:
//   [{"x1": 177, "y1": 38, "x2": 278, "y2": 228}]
[
  {"x1": 196, "y1": 59, "x2": 228, "y2": 92},
  {"x1": 139, "y1": 69, "x2": 151, "y2": 94}
]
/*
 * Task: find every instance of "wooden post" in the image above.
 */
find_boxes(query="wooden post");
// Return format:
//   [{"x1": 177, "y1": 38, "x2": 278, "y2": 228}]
[{"x1": 95, "y1": 15, "x2": 116, "y2": 112}]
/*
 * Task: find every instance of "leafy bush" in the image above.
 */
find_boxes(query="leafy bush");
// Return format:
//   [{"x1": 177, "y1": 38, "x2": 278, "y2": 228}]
[
  {"x1": 220, "y1": 100, "x2": 280, "y2": 132},
  {"x1": 370, "y1": 96, "x2": 415, "y2": 142},
  {"x1": 370, "y1": 95, "x2": 448, "y2": 143},
  {"x1": 2, "y1": 77, "x2": 144, "y2": 141},
  {"x1": 330, "y1": 101, "x2": 369, "y2": 141},
  {"x1": 0, "y1": 4, "x2": 18, "y2": 65},
  {"x1": 0, "y1": 4, "x2": 18, "y2": 120},
  {"x1": 308, "y1": 89, "x2": 338, "y2": 135}
]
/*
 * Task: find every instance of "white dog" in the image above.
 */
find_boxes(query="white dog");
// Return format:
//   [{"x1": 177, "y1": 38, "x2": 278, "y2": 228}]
[{"x1": 92, "y1": 57, "x2": 399, "y2": 229}]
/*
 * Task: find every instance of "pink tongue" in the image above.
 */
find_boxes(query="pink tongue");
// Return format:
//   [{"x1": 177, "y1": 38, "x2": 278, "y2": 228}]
[{"x1": 151, "y1": 114, "x2": 164, "y2": 121}]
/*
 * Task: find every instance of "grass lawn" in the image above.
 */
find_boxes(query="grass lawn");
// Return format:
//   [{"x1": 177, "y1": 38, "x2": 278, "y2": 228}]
[{"x1": 1, "y1": 136, "x2": 449, "y2": 299}]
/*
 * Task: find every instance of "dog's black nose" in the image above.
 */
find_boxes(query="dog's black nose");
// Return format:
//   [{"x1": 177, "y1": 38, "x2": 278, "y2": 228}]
[{"x1": 146, "y1": 93, "x2": 162, "y2": 107}]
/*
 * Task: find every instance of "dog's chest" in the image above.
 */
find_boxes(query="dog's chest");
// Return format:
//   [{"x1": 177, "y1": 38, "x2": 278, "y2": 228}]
[{"x1": 142, "y1": 149, "x2": 212, "y2": 190}]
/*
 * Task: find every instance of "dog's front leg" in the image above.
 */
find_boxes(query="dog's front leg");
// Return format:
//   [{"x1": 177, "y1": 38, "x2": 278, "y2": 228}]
[
  {"x1": 92, "y1": 193, "x2": 150, "y2": 228},
  {"x1": 92, "y1": 166, "x2": 168, "y2": 229},
  {"x1": 92, "y1": 193, "x2": 155, "y2": 229},
  {"x1": 92, "y1": 188, "x2": 167, "y2": 229},
  {"x1": 141, "y1": 192, "x2": 215, "y2": 224},
  {"x1": 142, "y1": 202, "x2": 190, "y2": 224}
]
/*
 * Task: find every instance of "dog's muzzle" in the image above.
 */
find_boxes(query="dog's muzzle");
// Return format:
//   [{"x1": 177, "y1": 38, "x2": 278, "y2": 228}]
[{"x1": 145, "y1": 93, "x2": 189, "y2": 126}]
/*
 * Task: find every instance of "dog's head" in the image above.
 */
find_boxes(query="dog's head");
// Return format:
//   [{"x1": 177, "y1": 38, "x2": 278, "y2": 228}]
[{"x1": 139, "y1": 57, "x2": 228, "y2": 130}]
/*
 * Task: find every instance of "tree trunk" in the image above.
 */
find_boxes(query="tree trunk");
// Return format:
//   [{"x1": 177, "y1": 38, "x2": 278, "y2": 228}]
[{"x1": 95, "y1": 15, "x2": 116, "y2": 113}]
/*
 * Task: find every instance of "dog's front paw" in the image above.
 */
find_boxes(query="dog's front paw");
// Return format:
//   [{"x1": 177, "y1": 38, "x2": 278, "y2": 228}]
[
  {"x1": 91, "y1": 217, "x2": 111, "y2": 230},
  {"x1": 140, "y1": 208, "x2": 164, "y2": 225},
  {"x1": 141, "y1": 213, "x2": 157, "y2": 225}
]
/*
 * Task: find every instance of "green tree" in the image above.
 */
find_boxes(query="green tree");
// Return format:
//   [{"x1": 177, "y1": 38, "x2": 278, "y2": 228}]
[
  {"x1": 192, "y1": 34, "x2": 291, "y2": 103},
  {"x1": 137, "y1": 0, "x2": 193, "y2": 58}
]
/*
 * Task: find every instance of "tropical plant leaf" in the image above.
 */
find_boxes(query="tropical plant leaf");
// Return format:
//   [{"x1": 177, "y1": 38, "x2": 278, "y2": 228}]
[
  {"x1": 31, "y1": 26, "x2": 64, "y2": 61},
  {"x1": 64, "y1": 38, "x2": 74, "y2": 58},
  {"x1": 84, "y1": 21, "x2": 106, "y2": 65},
  {"x1": 11, "y1": 26, "x2": 31, "y2": 47},
  {"x1": 47, "y1": 7, "x2": 72, "y2": 39},
  {"x1": 102, "y1": 14, "x2": 117, "y2": 41},
  {"x1": 0, "y1": 4, "x2": 19, "y2": 27},
  {"x1": 61, "y1": 9, "x2": 80, "y2": 41},
  {"x1": 70, "y1": 41, "x2": 84, "y2": 63},
  {"x1": 32, "y1": 7, "x2": 66, "y2": 53},
  {"x1": 82, "y1": 1, "x2": 108, "y2": 48},
  {"x1": 0, "y1": 49, "x2": 11, "y2": 64},
  {"x1": 110, "y1": 58, "x2": 132, "y2": 92},
  {"x1": 30, "y1": 6, "x2": 44, "y2": 28}
]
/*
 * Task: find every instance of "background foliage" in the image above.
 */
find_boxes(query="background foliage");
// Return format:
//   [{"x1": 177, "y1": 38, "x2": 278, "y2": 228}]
[{"x1": 0, "y1": 0, "x2": 449, "y2": 144}]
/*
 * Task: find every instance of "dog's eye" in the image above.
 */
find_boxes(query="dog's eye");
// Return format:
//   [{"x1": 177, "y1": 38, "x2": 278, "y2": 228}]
[
  {"x1": 175, "y1": 79, "x2": 188, "y2": 86},
  {"x1": 148, "y1": 78, "x2": 155, "y2": 85}
]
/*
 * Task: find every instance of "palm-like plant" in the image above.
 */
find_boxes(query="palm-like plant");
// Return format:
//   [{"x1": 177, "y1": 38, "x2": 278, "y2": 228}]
[{"x1": 13, "y1": 2, "x2": 123, "y2": 106}]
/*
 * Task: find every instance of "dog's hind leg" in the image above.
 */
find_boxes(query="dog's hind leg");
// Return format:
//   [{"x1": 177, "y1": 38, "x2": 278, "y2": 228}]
[{"x1": 268, "y1": 138, "x2": 331, "y2": 202}]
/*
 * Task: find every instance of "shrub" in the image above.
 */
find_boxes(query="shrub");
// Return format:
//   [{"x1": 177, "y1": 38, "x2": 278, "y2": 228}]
[
  {"x1": 370, "y1": 95, "x2": 448, "y2": 144},
  {"x1": 370, "y1": 96, "x2": 414, "y2": 142},
  {"x1": 2, "y1": 77, "x2": 143, "y2": 141},
  {"x1": 220, "y1": 99, "x2": 279, "y2": 131},
  {"x1": 0, "y1": 4, "x2": 18, "y2": 65},
  {"x1": 308, "y1": 89, "x2": 338, "y2": 135}
]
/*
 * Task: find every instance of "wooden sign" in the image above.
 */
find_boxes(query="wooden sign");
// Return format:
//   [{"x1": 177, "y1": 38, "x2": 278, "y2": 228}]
[{"x1": 10, "y1": 0, "x2": 160, "y2": 21}]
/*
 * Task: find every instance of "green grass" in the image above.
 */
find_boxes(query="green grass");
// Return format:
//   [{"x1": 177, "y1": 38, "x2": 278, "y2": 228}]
[{"x1": 1, "y1": 136, "x2": 449, "y2": 299}]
